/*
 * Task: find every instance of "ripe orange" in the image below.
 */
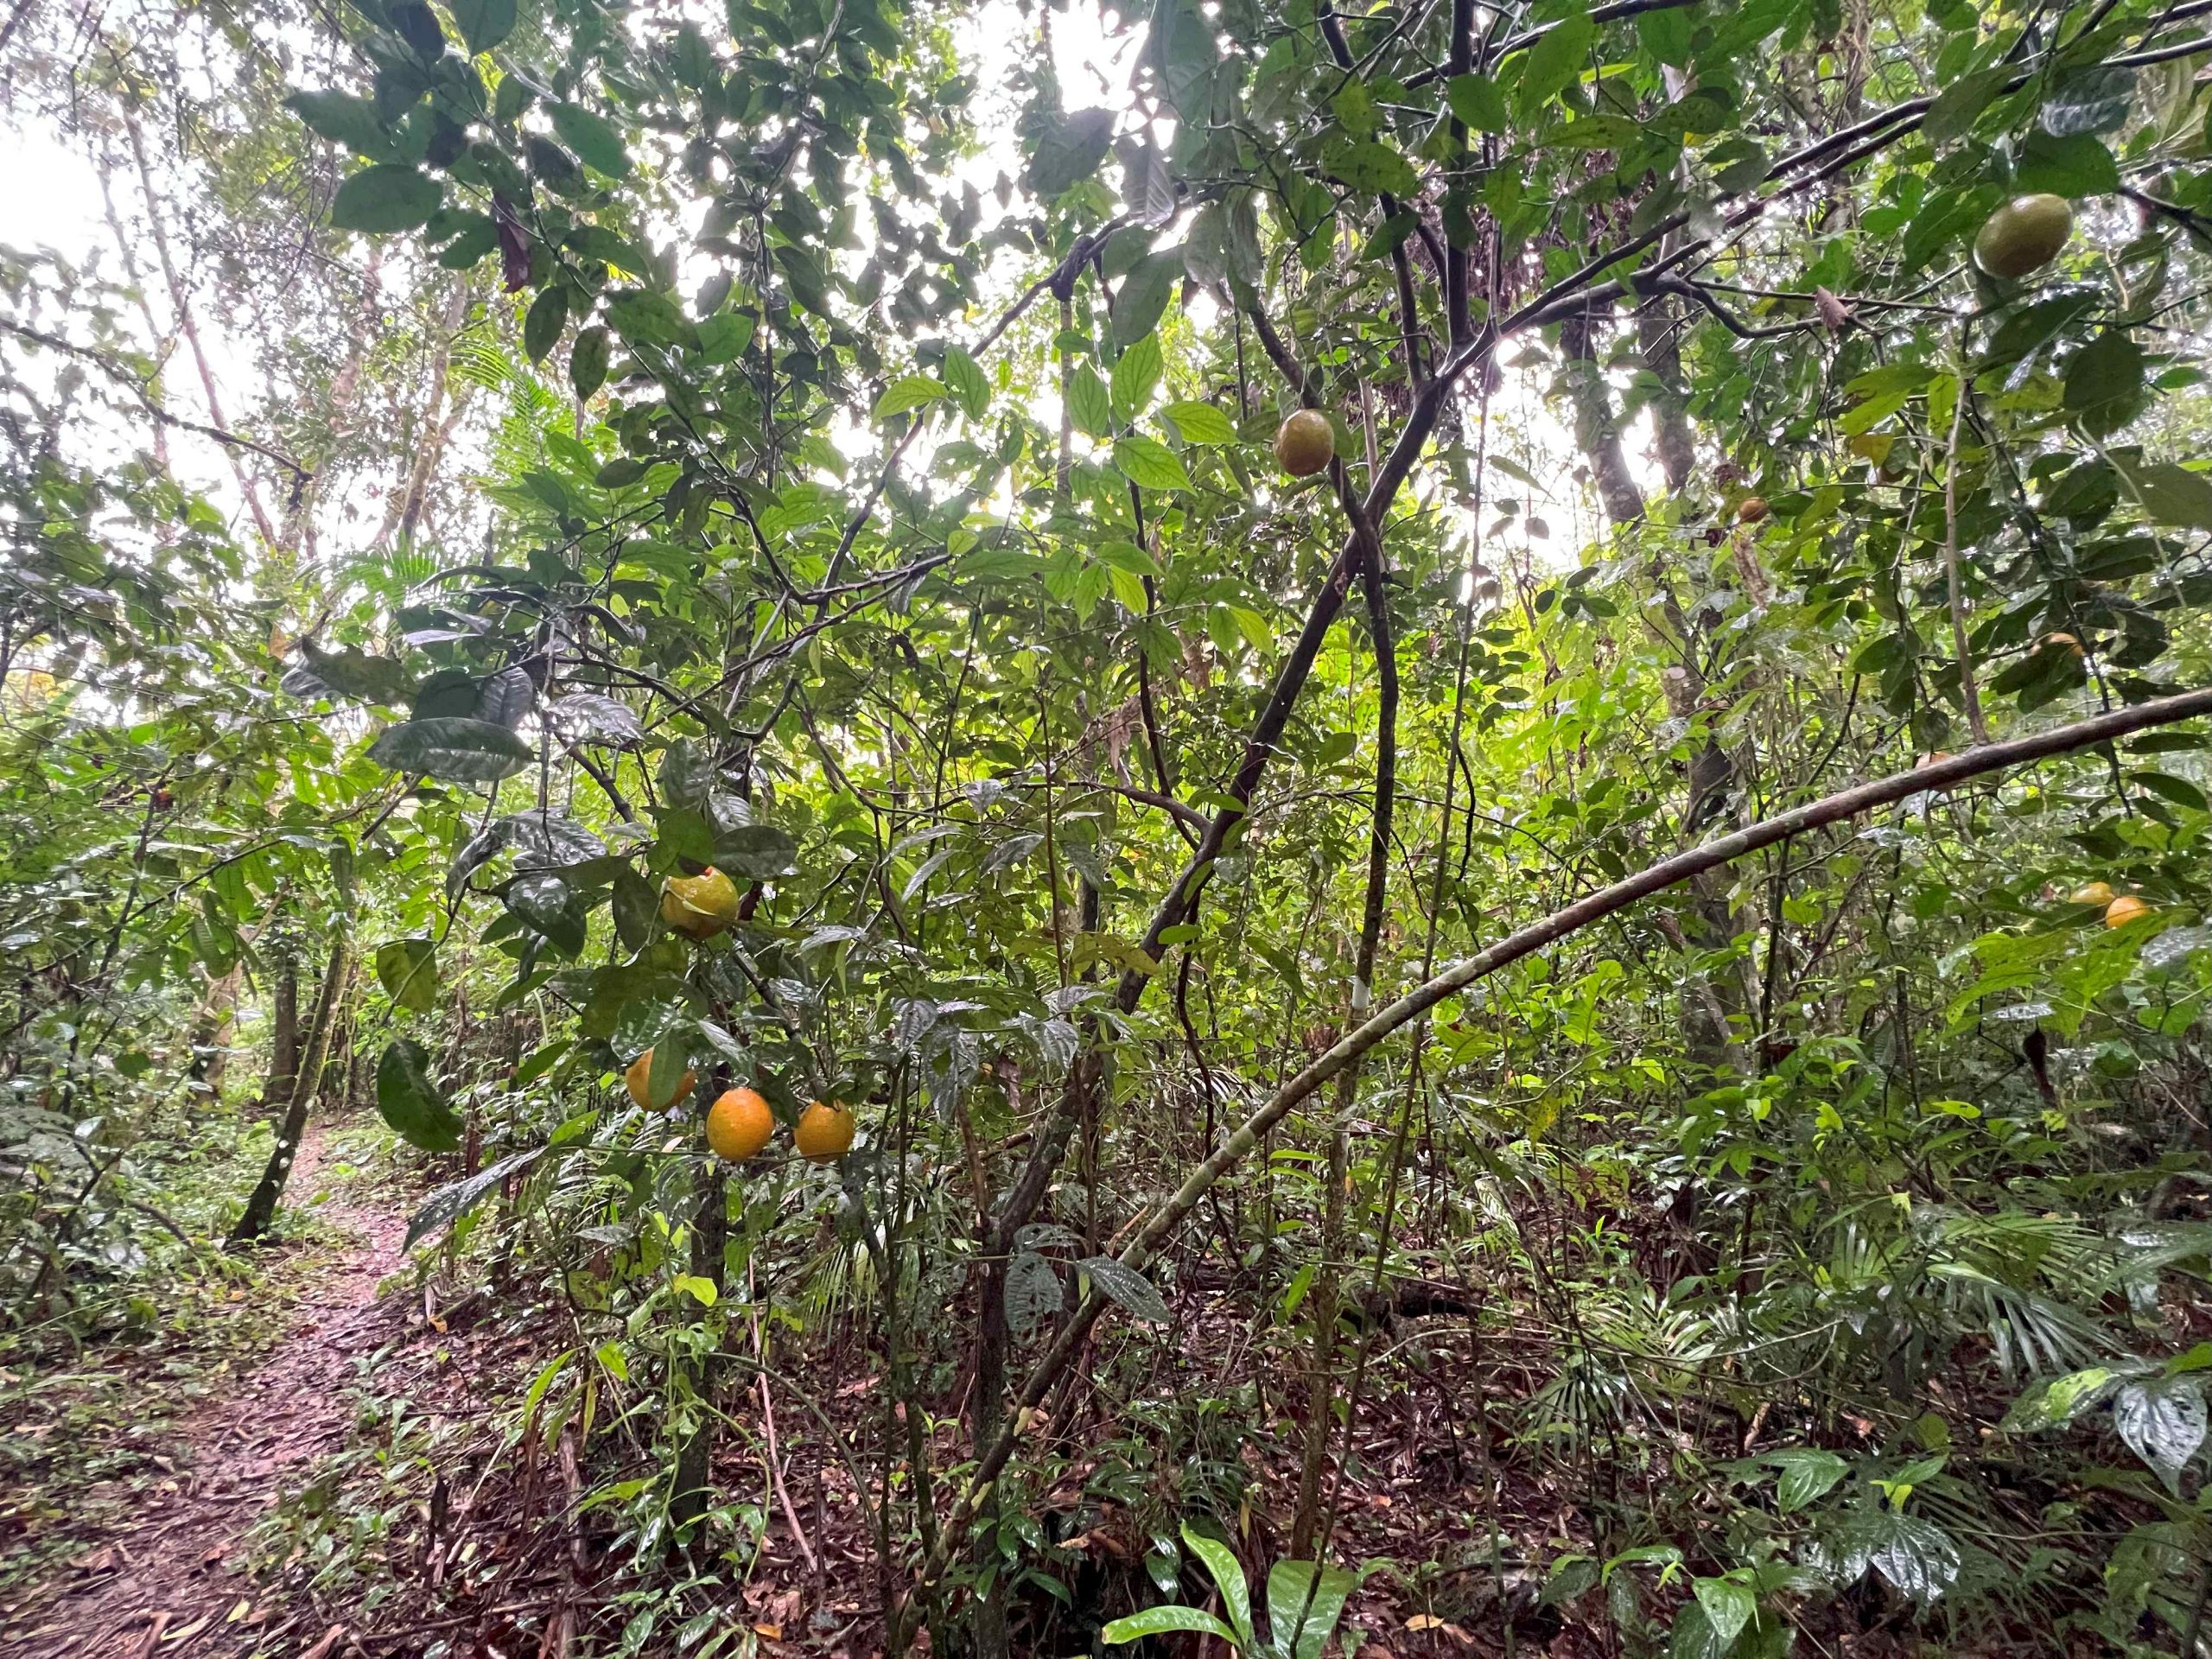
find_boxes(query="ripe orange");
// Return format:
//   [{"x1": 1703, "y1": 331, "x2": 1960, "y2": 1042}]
[
  {"x1": 2104, "y1": 894, "x2": 2153, "y2": 928},
  {"x1": 707, "y1": 1086, "x2": 775, "y2": 1160},
  {"x1": 2069, "y1": 881, "x2": 2114, "y2": 907},
  {"x1": 662, "y1": 867, "x2": 741, "y2": 939},
  {"x1": 793, "y1": 1099, "x2": 855, "y2": 1163},
  {"x1": 1274, "y1": 409, "x2": 1335, "y2": 478},
  {"x1": 625, "y1": 1048, "x2": 696, "y2": 1110}
]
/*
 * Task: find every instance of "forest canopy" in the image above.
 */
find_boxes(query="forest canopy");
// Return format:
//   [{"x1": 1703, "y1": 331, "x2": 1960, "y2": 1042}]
[{"x1": 3, "y1": 0, "x2": 2212, "y2": 1652}]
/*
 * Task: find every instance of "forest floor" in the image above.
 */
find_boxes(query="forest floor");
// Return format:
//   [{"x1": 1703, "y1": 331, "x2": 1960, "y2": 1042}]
[{"x1": 0, "y1": 1121, "x2": 411, "y2": 1658}]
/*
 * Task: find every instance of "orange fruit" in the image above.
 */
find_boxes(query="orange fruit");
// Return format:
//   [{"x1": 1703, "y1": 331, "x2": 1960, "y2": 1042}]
[
  {"x1": 793, "y1": 1099, "x2": 855, "y2": 1163},
  {"x1": 1737, "y1": 496, "x2": 1769, "y2": 524},
  {"x1": 2069, "y1": 881, "x2": 2114, "y2": 906},
  {"x1": 707, "y1": 1086, "x2": 775, "y2": 1160},
  {"x1": 2104, "y1": 894, "x2": 2153, "y2": 928},
  {"x1": 1273, "y1": 409, "x2": 1335, "y2": 478},
  {"x1": 625, "y1": 1048, "x2": 696, "y2": 1110},
  {"x1": 662, "y1": 868, "x2": 740, "y2": 939}
]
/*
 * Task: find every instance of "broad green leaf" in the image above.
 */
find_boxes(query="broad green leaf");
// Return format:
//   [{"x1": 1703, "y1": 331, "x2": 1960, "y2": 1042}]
[
  {"x1": 405, "y1": 1147, "x2": 543, "y2": 1248},
  {"x1": 367, "y1": 717, "x2": 533, "y2": 782},
  {"x1": 1069, "y1": 365, "x2": 1113, "y2": 439},
  {"x1": 1446, "y1": 73, "x2": 1507, "y2": 132},
  {"x1": 550, "y1": 102, "x2": 631, "y2": 177},
  {"x1": 1029, "y1": 108, "x2": 1116, "y2": 196},
  {"x1": 942, "y1": 347, "x2": 988, "y2": 419},
  {"x1": 1179, "y1": 1522, "x2": 1253, "y2": 1649},
  {"x1": 1267, "y1": 1560, "x2": 1357, "y2": 1659},
  {"x1": 449, "y1": 0, "x2": 517, "y2": 52},
  {"x1": 378, "y1": 1037, "x2": 462, "y2": 1152},
  {"x1": 1111, "y1": 333, "x2": 1163, "y2": 421},
  {"x1": 374, "y1": 938, "x2": 441, "y2": 1013},
  {"x1": 1692, "y1": 1577, "x2": 1757, "y2": 1644},
  {"x1": 874, "y1": 374, "x2": 948, "y2": 422},
  {"x1": 330, "y1": 165, "x2": 442, "y2": 233},
  {"x1": 1510, "y1": 5, "x2": 1594, "y2": 119},
  {"x1": 2064, "y1": 332, "x2": 2145, "y2": 435},
  {"x1": 1163, "y1": 400, "x2": 1236, "y2": 444},
  {"x1": 2113, "y1": 1377, "x2": 2208, "y2": 1491},
  {"x1": 1100, "y1": 1606, "x2": 1240, "y2": 1647},
  {"x1": 287, "y1": 91, "x2": 391, "y2": 157},
  {"x1": 1114, "y1": 435, "x2": 1193, "y2": 493}
]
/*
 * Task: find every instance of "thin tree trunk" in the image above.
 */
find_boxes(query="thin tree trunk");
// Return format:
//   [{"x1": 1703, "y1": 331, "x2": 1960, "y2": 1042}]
[
  {"x1": 1559, "y1": 305, "x2": 1742, "y2": 1072},
  {"x1": 373, "y1": 280, "x2": 470, "y2": 550},
  {"x1": 228, "y1": 938, "x2": 350, "y2": 1246},
  {"x1": 265, "y1": 958, "x2": 300, "y2": 1111},
  {"x1": 123, "y1": 110, "x2": 276, "y2": 547},
  {"x1": 669, "y1": 1163, "x2": 728, "y2": 1534}
]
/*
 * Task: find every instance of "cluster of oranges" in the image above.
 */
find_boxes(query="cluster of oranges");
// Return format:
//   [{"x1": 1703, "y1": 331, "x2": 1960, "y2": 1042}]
[
  {"x1": 621, "y1": 1052, "x2": 855, "y2": 1164},
  {"x1": 2070, "y1": 881, "x2": 2156, "y2": 929}
]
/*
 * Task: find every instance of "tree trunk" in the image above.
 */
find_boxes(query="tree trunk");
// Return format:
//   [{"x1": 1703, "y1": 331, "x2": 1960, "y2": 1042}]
[
  {"x1": 1559, "y1": 305, "x2": 1743, "y2": 1073},
  {"x1": 184, "y1": 963, "x2": 242, "y2": 1093},
  {"x1": 265, "y1": 959, "x2": 300, "y2": 1112},
  {"x1": 228, "y1": 938, "x2": 350, "y2": 1246},
  {"x1": 669, "y1": 1162, "x2": 728, "y2": 1534}
]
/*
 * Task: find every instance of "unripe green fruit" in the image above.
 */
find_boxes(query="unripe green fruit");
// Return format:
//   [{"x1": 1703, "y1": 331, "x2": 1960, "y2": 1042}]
[
  {"x1": 1973, "y1": 194, "x2": 2073, "y2": 281},
  {"x1": 1274, "y1": 409, "x2": 1335, "y2": 478}
]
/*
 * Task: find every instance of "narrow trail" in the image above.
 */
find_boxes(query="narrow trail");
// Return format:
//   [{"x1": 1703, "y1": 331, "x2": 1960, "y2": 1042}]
[{"x1": 6, "y1": 1124, "x2": 408, "y2": 1659}]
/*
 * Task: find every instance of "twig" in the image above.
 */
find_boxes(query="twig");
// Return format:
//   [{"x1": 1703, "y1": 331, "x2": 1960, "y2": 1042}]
[{"x1": 1943, "y1": 364, "x2": 1990, "y2": 746}]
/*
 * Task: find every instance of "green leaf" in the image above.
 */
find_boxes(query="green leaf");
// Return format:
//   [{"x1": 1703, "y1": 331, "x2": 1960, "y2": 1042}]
[
  {"x1": 1692, "y1": 1578, "x2": 1757, "y2": 1645},
  {"x1": 375, "y1": 938, "x2": 441, "y2": 1013},
  {"x1": 1445, "y1": 73, "x2": 1507, "y2": 133},
  {"x1": 1771, "y1": 1447, "x2": 1848, "y2": 1514},
  {"x1": 289, "y1": 641, "x2": 416, "y2": 705},
  {"x1": 714, "y1": 822, "x2": 799, "y2": 879},
  {"x1": 524, "y1": 285, "x2": 569, "y2": 363},
  {"x1": 1267, "y1": 1561, "x2": 1358, "y2": 1659},
  {"x1": 1069, "y1": 366, "x2": 1113, "y2": 439},
  {"x1": 2111, "y1": 454, "x2": 2212, "y2": 532},
  {"x1": 1028, "y1": 107, "x2": 1116, "y2": 196},
  {"x1": 2063, "y1": 332, "x2": 2145, "y2": 435},
  {"x1": 449, "y1": 0, "x2": 517, "y2": 53},
  {"x1": 378, "y1": 1037, "x2": 462, "y2": 1152},
  {"x1": 2114, "y1": 1376, "x2": 2208, "y2": 1491},
  {"x1": 570, "y1": 325, "x2": 610, "y2": 399},
  {"x1": 698, "y1": 309, "x2": 755, "y2": 365},
  {"x1": 405, "y1": 1147, "x2": 543, "y2": 1248},
  {"x1": 1100, "y1": 1607, "x2": 1241, "y2": 1647},
  {"x1": 1510, "y1": 4, "x2": 1594, "y2": 120},
  {"x1": 1111, "y1": 333, "x2": 1163, "y2": 420},
  {"x1": 1112, "y1": 252, "x2": 1181, "y2": 347},
  {"x1": 2016, "y1": 130, "x2": 2120, "y2": 196},
  {"x1": 367, "y1": 717, "x2": 534, "y2": 782},
  {"x1": 1114, "y1": 435, "x2": 1193, "y2": 493},
  {"x1": 330, "y1": 165, "x2": 442, "y2": 233},
  {"x1": 942, "y1": 346, "x2": 988, "y2": 419},
  {"x1": 874, "y1": 374, "x2": 947, "y2": 422},
  {"x1": 672, "y1": 1272, "x2": 719, "y2": 1306},
  {"x1": 1636, "y1": 3, "x2": 1693, "y2": 67},
  {"x1": 287, "y1": 91, "x2": 391, "y2": 157},
  {"x1": 1163, "y1": 400, "x2": 1236, "y2": 444},
  {"x1": 550, "y1": 102, "x2": 631, "y2": 178},
  {"x1": 1179, "y1": 1522, "x2": 1254, "y2": 1649}
]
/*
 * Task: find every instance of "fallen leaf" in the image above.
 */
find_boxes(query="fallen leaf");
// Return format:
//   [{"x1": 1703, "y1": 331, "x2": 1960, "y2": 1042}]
[
  {"x1": 162, "y1": 1613, "x2": 211, "y2": 1643},
  {"x1": 1407, "y1": 1614, "x2": 1445, "y2": 1631},
  {"x1": 754, "y1": 1623, "x2": 785, "y2": 1639}
]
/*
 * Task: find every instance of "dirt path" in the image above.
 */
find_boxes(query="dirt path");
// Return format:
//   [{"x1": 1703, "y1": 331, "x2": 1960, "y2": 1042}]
[{"x1": 4, "y1": 1125, "x2": 408, "y2": 1659}]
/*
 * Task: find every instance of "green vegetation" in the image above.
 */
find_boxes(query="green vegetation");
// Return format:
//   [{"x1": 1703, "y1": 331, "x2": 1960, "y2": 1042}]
[{"x1": 4, "y1": 0, "x2": 2212, "y2": 1651}]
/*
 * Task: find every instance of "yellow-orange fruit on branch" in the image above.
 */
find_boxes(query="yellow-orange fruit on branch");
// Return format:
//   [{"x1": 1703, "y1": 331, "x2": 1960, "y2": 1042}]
[
  {"x1": 794, "y1": 1099, "x2": 855, "y2": 1163},
  {"x1": 1737, "y1": 496, "x2": 1769, "y2": 524},
  {"x1": 2069, "y1": 880, "x2": 2115, "y2": 906},
  {"x1": 2105, "y1": 894, "x2": 2153, "y2": 928},
  {"x1": 1973, "y1": 194, "x2": 2073, "y2": 281},
  {"x1": 663, "y1": 867, "x2": 741, "y2": 939},
  {"x1": 1274, "y1": 409, "x2": 1335, "y2": 478},
  {"x1": 707, "y1": 1086, "x2": 775, "y2": 1160},
  {"x1": 626, "y1": 1048, "x2": 696, "y2": 1110}
]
